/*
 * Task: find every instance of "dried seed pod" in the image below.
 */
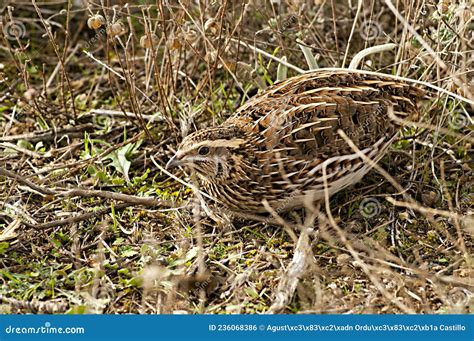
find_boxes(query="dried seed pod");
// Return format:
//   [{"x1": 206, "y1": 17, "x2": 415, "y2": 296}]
[
  {"x1": 107, "y1": 21, "x2": 126, "y2": 37},
  {"x1": 438, "y1": 0, "x2": 450, "y2": 14},
  {"x1": 23, "y1": 88, "x2": 37, "y2": 102},
  {"x1": 181, "y1": 21, "x2": 198, "y2": 42},
  {"x1": 222, "y1": 60, "x2": 238, "y2": 72},
  {"x1": 455, "y1": 3, "x2": 472, "y2": 22},
  {"x1": 204, "y1": 18, "x2": 220, "y2": 35},
  {"x1": 204, "y1": 50, "x2": 218, "y2": 64},
  {"x1": 87, "y1": 14, "x2": 105, "y2": 30},
  {"x1": 140, "y1": 33, "x2": 158, "y2": 48},
  {"x1": 167, "y1": 36, "x2": 182, "y2": 50},
  {"x1": 183, "y1": 29, "x2": 198, "y2": 42}
]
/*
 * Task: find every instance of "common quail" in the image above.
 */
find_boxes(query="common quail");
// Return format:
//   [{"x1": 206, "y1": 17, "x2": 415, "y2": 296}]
[{"x1": 166, "y1": 69, "x2": 425, "y2": 213}]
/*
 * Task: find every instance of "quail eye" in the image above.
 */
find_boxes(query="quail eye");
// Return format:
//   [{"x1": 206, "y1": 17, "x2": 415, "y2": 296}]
[{"x1": 198, "y1": 146, "x2": 210, "y2": 155}]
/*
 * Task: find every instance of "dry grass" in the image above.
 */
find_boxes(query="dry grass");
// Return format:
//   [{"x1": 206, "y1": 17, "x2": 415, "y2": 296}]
[{"x1": 0, "y1": 0, "x2": 472, "y2": 314}]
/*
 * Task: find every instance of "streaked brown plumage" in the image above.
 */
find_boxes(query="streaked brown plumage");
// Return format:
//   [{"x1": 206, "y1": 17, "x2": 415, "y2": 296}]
[{"x1": 167, "y1": 69, "x2": 425, "y2": 213}]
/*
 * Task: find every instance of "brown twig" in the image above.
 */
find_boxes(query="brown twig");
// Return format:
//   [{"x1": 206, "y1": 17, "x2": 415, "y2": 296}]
[
  {"x1": 23, "y1": 202, "x2": 133, "y2": 230},
  {"x1": 0, "y1": 124, "x2": 95, "y2": 143}
]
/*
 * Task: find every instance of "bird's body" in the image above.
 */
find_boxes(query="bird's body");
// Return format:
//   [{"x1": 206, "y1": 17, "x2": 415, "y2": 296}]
[{"x1": 167, "y1": 69, "x2": 425, "y2": 214}]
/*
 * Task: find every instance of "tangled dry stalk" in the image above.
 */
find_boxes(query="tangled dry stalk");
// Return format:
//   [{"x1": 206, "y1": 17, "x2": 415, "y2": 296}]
[{"x1": 0, "y1": 0, "x2": 472, "y2": 314}]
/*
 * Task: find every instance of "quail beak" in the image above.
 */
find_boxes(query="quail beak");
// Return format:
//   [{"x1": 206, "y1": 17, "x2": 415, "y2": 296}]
[{"x1": 166, "y1": 154, "x2": 181, "y2": 169}]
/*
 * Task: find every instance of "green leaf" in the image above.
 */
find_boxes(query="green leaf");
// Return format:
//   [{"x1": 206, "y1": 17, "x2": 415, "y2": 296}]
[
  {"x1": 276, "y1": 56, "x2": 288, "y2": 82},
  {"x1": 185, "y1": 246, "x2": 199, "y2": 262},
  {"x1": 17, "y1": 140, "x2": 34, "y2": 150},
  {"x1": 66, "y1": 305, "x2": 87, "y2": 314},
  {"x1": 104, "y1": 140, "x2": 143, "y2": 182},
  {"x1": 297, "y1": 39, "x2": 319, "y2": 70},
  {"x1": 0, "y1": 242, "x2": 10, "y2": 256},
  {"x1": 113, "y1": 237, "x2": 125, "y2": 246},
  {"x1": 120, "y1": 247, "x2": 138, "y2": 258},
  {"x1": 244, "y1": 287, "x2": 260, "y2": 299}
]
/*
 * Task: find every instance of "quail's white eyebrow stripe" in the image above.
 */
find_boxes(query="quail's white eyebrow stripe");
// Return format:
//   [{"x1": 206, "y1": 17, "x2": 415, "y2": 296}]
[{"x1": 180, "y1": 139, "x2": 246, "y2": 154}]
